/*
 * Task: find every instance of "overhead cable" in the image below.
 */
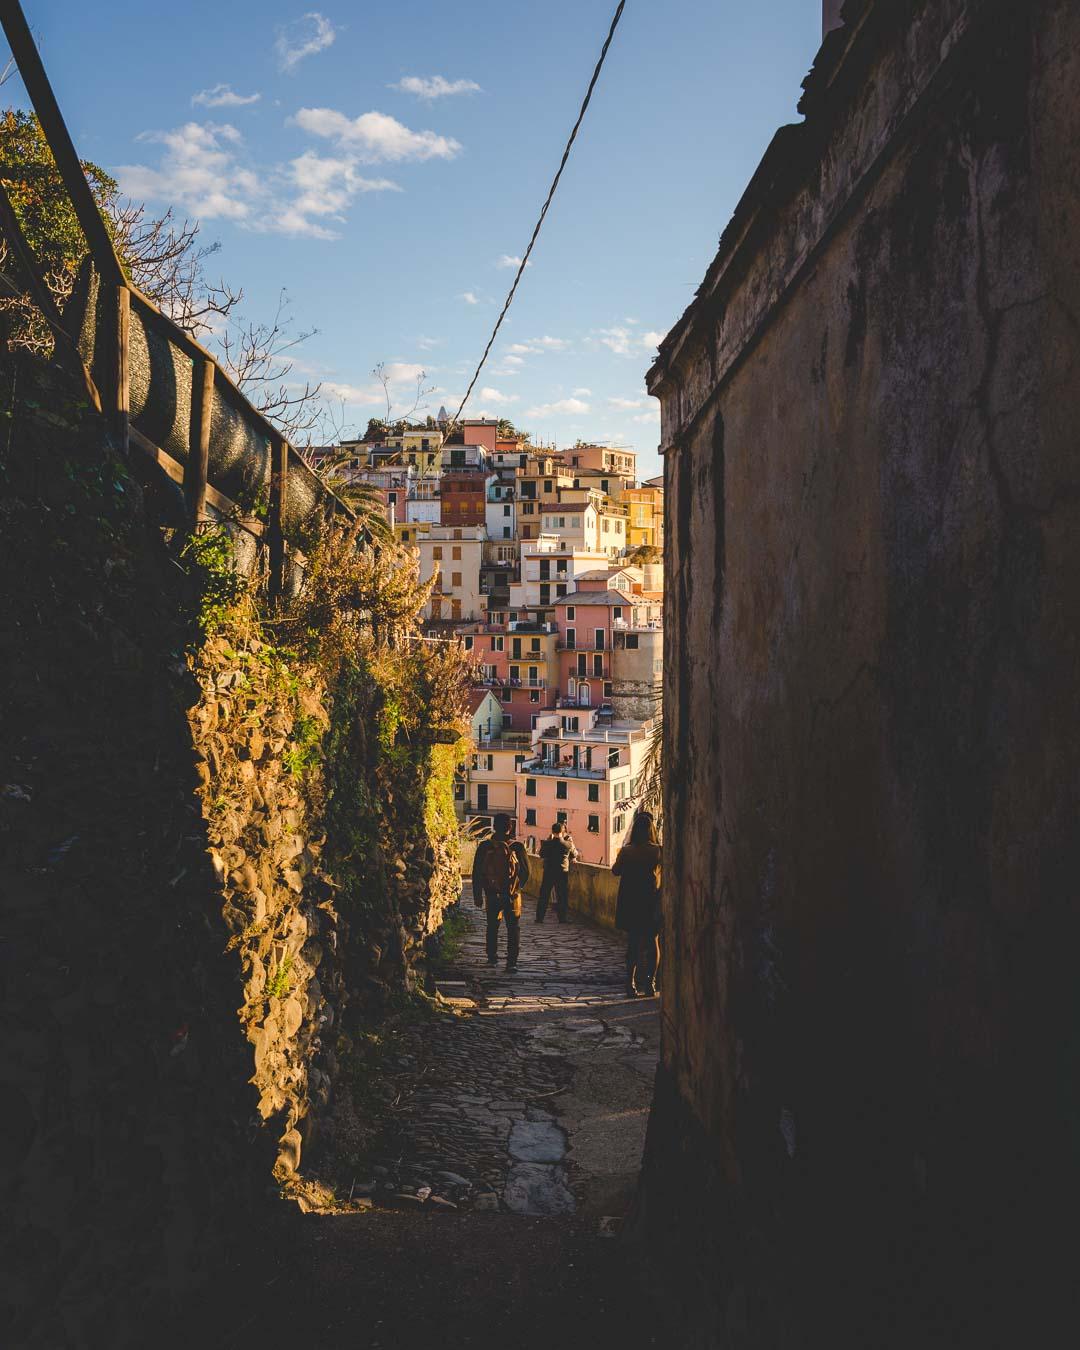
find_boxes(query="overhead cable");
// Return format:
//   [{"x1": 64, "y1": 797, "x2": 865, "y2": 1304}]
[{"x1": 451, "y1": 0, "x2": 627, "y2": 427}]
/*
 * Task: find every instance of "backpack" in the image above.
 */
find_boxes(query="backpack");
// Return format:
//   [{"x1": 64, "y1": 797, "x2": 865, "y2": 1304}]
[{"x1": 481, "y1": 840, "x2": 521, "y2": 896}]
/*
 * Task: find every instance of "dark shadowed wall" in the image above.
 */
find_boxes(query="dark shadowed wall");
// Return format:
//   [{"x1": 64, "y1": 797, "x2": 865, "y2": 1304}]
[{"x1": 642, "y1": 1, "x2": 1080, "y2": 1344}]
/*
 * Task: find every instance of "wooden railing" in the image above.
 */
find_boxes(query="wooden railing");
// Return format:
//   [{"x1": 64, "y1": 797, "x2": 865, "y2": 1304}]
[{"x1": 0, "y1": 0, "x2": 354, "y2": 601}]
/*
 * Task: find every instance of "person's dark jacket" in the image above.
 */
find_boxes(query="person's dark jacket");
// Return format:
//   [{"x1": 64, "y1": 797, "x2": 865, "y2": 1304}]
[
  {"x1": 540, "y1": 835, "x2": 578, "y2": 875},
  {"x1": 612, "y1": 841, "x2": 662, "y2": 933}
]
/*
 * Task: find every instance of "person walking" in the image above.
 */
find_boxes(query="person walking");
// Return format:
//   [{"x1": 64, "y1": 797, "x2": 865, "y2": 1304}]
[
  {"x1": 612, "y1": 812, "x2": 662, "y2": 997},
  {"x1": 535, "y1": 821, "x2": 578, "y2": 924},
  {"x1": 472, "y1": 814, "x2": 531, "y2": 973}
]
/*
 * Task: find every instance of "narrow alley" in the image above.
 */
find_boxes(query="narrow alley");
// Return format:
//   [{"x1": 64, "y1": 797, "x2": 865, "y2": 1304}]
[{"x1": 212, "y1": 893, "x2": 672, "y2": 1350}]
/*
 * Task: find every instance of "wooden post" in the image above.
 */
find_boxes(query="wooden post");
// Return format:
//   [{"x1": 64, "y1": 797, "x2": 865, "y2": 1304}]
[
  {"x1": 268, "y1": 437, "x2": 289, "y2": 604},
  {"x1": 112, "y1": 284, "x2": 129, "y2": 453},
  {"x1": 184, "y1": 357, "x2": 215, "y2": 524}
]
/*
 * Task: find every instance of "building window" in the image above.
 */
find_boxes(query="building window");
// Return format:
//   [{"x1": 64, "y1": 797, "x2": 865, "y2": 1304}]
[
  {"x1": 608, "y1": 748, "x2": 620, "y2": 768},
  {"x1": 503, "y1": 505, "x2": 511, "y2": 517},
  {"x1": 604, "y1": 682, "x2": 614, "y2": 697},
  {"x1": 613, "y1": 814, "x2": 625, "y2": 833},
  {"x1": 556, "y1": 810, "x2": 568, "y2": 825},
  {"x1": 556, "y1": 781, "x2": 568, "y2": 800},
  {"x1": 565, "y1": 629, "x2": 576, "y2": 650},
  {"x1": 453, "y1": 546, "x2": 462, "y2": 560},
  {"x1": 588, "y1": 815, "x2": 600, "y2": 833},
  {"x1": 625, "y1": 633, "x2": 639, "y2": 649},
  {"x1": 463, "y1": 636, "x2": 474, "y2": 651},
  {"x1": 433, "y1": 546, "x2": 443, "y2": 560},
  {"x1": 562, "y1": 716, "x2": 579, "y2": 732},
  {"x1": 525, "y1": 808, "x2": 537, "y2": 826},
  {"x1": 593, "y1": 654, "x2": 604, "y2": 676},
  {"x1": 525, "y1": 779, "x2": 537, "y2": 797},
  {"x1": 503, "y1": 527, "x2": 511, "y2": 538},
  {"x1": 493, "y1": 636, "x2": 504, "y2": 651},
  {"x1": 588, "y1": 783, "x2": 600, "y2": 803},
  {"x1": 502, "y1": 687, "x2": 513, "y2": 701},
  {"x1": 451, "y1": 600, "x2": 461, "y2": 620},
  {"x1": 613, "y1": 607, "x2": 623, "y2": 622},
  {"x1": 566, "y1": 606, "x2": 575, "y2": 621},
  {"x1": 453, "y1": 529, "x2": 462, "y2": 540},
  {"x1": 595, "y1": 629, "x2": 605, "y2": 649},
  {"x1": 544, "y1": 481, "x2": 553, "y2": 493},
  {"x1": 454, "y1": 782, "x2": 466, "y2": 801},
  {"x1": 530, "y1": 690, "x2": 540, "y2": 703},
  {"x1": 556, "y1": 583, "x2": 567, "y2": 598}
]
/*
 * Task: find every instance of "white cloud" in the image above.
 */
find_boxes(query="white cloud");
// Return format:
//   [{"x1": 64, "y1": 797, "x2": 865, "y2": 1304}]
[
  {"x1": 277, "y1": 149, "x2": 399, "y2": 237},
  {"x1": 382, "y1": 362, "x2": 428, "y2": 382},
  {"x1": 321, "y1": 380, "x2": 384, "y2": 404},
  {"x1": 500, "y1": 354, "x2": 525, "y2": 369},
  {"x1": 608, "y1": 396, "x2": 645, "y2": 409},
  {"x1": 119, "y1": 123, "x2": 397, "y2": 240},
  {"x1": 596, "y1": 326, "x2": 667, "y2": 357},
  {"x1": 276, "y1": 12, "x2": 338, "y2": 73},
  {"x1": 118, "y1": 123, "x2": 259, "y2": 223},
  {"x1": 293, "y1": 107, "x2": 461, "y2": 162},
  {"x1": 477, "y1": 386, "x2": 517, "y2": 406},
  {"x1": 524, "y1": 397, "x2": 590, "y2": 418},
  {"x1": 507, "y1": 343, "x2": 534, "y2": 355},
  {"x1": 496, "y1": 254, "x2": 531, "y2": 269},
  {"x1": 461, "y1": 291, "x2": 480, "y2": 305},
  {"x1": 417, "y1": 335, "x2": 444, "y2": 350},
  {"x1": 192, "y1": 84, "x2": 261, "y2": 109},
  {"x1": 392, "y1": 75, "x2": 482, "y2": 100},
  {"x1": 533, "y1": 334, "x2": 568, "y2": 350},
  {"x1": 597, "y1": 326, "x2": 633, "y2": 356},
  {"x1": 573, "y1": 387, "x2": 592, "y2": 397},
  {"x1": 633, "y1": 406, "x2": 661, "y2": 423}
]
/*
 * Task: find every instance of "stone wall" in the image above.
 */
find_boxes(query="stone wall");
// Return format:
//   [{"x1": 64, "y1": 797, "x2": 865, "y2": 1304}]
[
  {"x1": 642, "y1": 1, "x2": 1080, "y2": 1345},
  {"x1": 0, "y1": 357, "x2": 463, "y2": 1346}
]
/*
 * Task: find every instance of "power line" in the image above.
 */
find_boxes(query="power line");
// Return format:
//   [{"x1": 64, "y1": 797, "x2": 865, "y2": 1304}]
[{"x1": 451, "y1": 0, "x2": 627, "y2": 428}]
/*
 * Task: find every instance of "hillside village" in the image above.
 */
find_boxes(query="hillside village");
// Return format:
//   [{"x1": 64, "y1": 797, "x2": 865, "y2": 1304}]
[{"x1": 312, "y1": 415, "x2": 663, "y2": 865}]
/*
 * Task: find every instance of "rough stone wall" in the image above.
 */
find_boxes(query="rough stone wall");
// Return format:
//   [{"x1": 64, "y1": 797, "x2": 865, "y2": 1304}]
[
  {"x1": 0, "y1": 358, "x2": 463, "y2": 1345},
  {"x1": 641, "y1": 1, "x2": 1080, "y2": 1344}
]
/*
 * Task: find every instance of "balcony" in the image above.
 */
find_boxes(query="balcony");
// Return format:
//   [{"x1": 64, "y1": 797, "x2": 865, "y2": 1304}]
[{"x1": 520, "y1": 758, "x2": 605, "y2": 781}]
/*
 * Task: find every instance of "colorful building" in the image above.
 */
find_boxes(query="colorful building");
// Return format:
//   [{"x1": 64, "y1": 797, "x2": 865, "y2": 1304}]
[{"x1": 515, "y1": 713, "x2": 651, "y2": 866}]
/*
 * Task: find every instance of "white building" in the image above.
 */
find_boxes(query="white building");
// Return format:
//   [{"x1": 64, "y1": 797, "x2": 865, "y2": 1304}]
[{"x1": 417, "y1": 525, "x2": 486, "y2": 624}]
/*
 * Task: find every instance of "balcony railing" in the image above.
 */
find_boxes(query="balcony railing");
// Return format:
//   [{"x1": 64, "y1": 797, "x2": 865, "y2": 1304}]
[{"x1": 520, "y1": 758, "x2": 605, "y2": 781}]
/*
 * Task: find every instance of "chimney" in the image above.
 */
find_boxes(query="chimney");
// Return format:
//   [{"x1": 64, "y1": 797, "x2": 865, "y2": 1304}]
[{"x1": 822, "y1": 0, "x2": 844, "y2": 38}]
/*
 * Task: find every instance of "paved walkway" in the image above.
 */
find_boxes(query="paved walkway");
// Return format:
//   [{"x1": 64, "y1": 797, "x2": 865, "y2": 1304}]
[{"x1": 356, "y1": 884, "x2": 660, "y2": 1220}]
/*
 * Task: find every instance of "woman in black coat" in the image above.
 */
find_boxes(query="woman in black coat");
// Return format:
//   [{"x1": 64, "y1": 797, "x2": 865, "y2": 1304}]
[{"x1": 612, "y1": 812, "x2": 662, "y2": 997}]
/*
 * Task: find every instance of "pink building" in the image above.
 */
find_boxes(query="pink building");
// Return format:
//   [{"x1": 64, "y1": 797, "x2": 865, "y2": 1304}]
[
  {"x1": 515, "y1": 714, "x2": 650, "y2": 867},
  {"x1": 460, "y1": 620, "x2": 559, "y2": 732}
]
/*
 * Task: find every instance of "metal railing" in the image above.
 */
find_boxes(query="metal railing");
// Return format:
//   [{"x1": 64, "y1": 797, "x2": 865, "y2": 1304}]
[{"x1": 0, "y1": 1, "x2": 355, "y2": 603}]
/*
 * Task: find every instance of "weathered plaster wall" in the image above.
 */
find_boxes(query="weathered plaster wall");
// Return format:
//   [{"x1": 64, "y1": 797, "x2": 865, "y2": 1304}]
[{"x1": 642, "y1": 1, "x2": 1080, "y2": 1344}]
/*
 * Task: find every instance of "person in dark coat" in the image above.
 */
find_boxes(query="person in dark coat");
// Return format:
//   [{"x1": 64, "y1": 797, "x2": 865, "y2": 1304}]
[
  {"x1": 535, "y1": 821, "x2": 578, "y2": 924},
  {"x1": 471, "y1": 813, "x2": 531, "y2": 972},
  {"x1": 612, "y1": 812, "x2": 662, "y2": 997}
]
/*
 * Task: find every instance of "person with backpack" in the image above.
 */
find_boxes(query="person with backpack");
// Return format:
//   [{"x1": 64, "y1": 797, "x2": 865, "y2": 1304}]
[
  {"x1": 472, "y1": 813, "x2": 531, "y2": 972},
  {"x1": 612, "y1": 811, "x2": 662, "y2": 997},
  {"x1": 535, "y1": 821, "x2": 578, "y2": 924}
]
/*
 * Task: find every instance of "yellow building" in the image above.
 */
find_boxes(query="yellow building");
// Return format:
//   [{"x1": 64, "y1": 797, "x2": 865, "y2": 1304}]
[{"x1": 622, "y1": 484, "x2": 665, "y2": 551}]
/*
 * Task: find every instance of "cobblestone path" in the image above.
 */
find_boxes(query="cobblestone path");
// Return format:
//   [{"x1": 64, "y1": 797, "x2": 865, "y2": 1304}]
[{"x1": 356, "y1": 884, "x2": 659, "y2": 1220}]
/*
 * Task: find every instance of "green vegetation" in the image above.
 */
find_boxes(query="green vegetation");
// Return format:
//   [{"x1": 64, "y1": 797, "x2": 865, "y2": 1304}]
[
  {"x1": 266, "y1": 955, "x2": 293, "y2": 1001},
  {"x1": 435, "y1": 907, "x2": 470, "y2": 966},
  {"x1": 283, "y1": 713, "x2": 323, "y2": 778},
  {"x1": 180, "y1": 525, "x2": 247, "y2": 636}
]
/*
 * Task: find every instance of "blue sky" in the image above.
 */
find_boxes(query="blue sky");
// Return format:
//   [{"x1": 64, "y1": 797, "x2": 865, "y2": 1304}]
[{"x1": 14, "y1": 1, "x2": 822, "y2": 477}]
